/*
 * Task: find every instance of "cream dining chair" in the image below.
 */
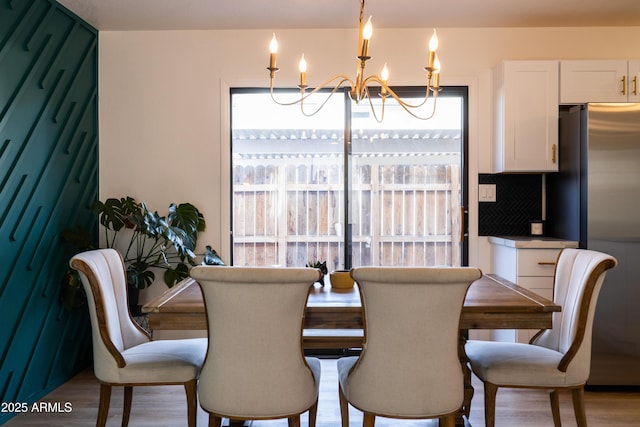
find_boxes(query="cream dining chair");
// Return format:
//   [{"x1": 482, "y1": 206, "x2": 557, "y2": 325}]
[
  {"x1": 338, "y1": 266, "x2": 483, "y2": 427},
  {"x1": 70, "y1": 248, "x2": 207, "y2": 427},
  {"x1": 189, "y1": 266, "x2": 322, "y2": 427},
  {"x1": 465, "y1": 248, "x2": 617, "y2": 427}
]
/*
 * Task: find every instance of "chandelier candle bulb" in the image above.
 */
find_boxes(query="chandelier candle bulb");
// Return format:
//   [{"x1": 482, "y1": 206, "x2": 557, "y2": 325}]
[
  {"x1": 428, "y1": 29, "x2": 438, "y2": 70},
  {"x1": 299, "y1": 54, "x2": 307, "y2": 87},
  {"x1": 381, "y1": 63, "x2": 389, "y2": 95},
  {"x1": 360, "y1": 16, "x2": 373, "y2": 58},
  {"x1": 432, "y1": 55, "x2": 441, "y2": 88},
  {"x1": 269, "y1": 33, "x2": 278, "y2": 70}
]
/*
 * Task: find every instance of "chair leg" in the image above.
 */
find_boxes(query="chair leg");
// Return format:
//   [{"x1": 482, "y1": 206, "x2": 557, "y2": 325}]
[
  {"x1": 550, "y1": 389, "x2": 562, "y2": 427},
  {"x1": 339, "y1": 386, "x2": 349, "y2": 427},
  {"x1": 288, "y1": 415, "x2": 301, "y2": 427},
  {"x1": 483, "y1": 381, "x2": 498, "y2": 427},
  {"x1": 572, "y1": 386, "x2": 588, "y2": 427},
  {"x1": 439, "y1": 414, "x2": 456, "y2": 427},
  {"x1": 184, "y1": 380, "x2": 197, "y2": 427},
  {"x1": 97, "y1": 384, "x2": 111, "y2": 427},
  {"x1": 122, "y1": 386, "x2": 132, "y2": 427},
  {"x1": 308, "y1": 398, "x2": 318, "y2": 427},
  {"x1": 363, "y1": 413, "x2": 376, "y2": 427},
  {"x1": 208, "y1": 414, "x2": 222, "y2": 427}
]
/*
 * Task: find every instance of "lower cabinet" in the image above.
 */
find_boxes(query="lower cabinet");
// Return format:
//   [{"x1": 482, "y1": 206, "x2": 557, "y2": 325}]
[{"x1": 489, "y1": 237, "x2": 578, "y2": 343}]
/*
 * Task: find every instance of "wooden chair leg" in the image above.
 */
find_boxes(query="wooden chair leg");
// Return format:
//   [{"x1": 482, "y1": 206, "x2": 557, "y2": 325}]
[
  {"x1": 122, "y1": 386, "x2": 132, "y2": 427},
  {"x1": 288, "y1": 415, "x2": 301, "y2": 427},
  {"x1": 184, "y1": 380, "x2": 197, "y2": 427},
  {"x1": 572, "y1": 386, "x2": 588, "y2": 427},
  {"x1": 208, "y1": 414, "x2": 222, "y2": 427},
  {"x1": 97, "y1": 384, "x2": 111, "y2": 427},
  {"x1": 483, "y1": 381, "x2": 498, "y2": 427},
  {"x1": 550, "y1": 389, "x2": 562, "y2": 427},
  {"x1": 308, "y1": 398, "x2": 318, "y2": 427},
  {"x1": 439, "y1": 414, "x2": 456, "y2": 427},
  {"x1": 363, "y1": 413, "x2": 376, "y2": 427},
  {"x1": 339, "y1": 385, "x2": 349, "y2": 427}
]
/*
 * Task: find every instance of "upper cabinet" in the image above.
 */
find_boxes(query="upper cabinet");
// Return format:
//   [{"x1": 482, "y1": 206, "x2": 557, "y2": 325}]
[
  {"x1": 560, "y1": 60, "x2": 640, "y2": 103},
  {"x1": 493, "y1": 61, "x2": 559, "y2": 173}
]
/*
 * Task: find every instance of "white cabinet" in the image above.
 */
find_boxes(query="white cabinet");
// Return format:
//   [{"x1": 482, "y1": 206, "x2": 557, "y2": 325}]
[
  {"x1": 489, "y1": 237, "x2": 578, "y2": 343},
  {"x1": 493, "y1": 61, "x2": 559, "y2": 173},
  {"x1": 560, "y1": 60, "x2": 640, "y2": 103}
]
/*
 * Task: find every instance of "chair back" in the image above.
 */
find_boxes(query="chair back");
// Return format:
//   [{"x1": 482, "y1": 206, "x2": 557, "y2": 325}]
[
  {"x1": 190, "y1": 266, "x2": 320, "y2": 418},
  {"x1": 346, "y1": 267, "x2": 482, "y2": 417},
  {"x1": 70, "y1": 249, "x2": 150, "y2": 378},
  {"x1": 533, "y1": 248, "x2": 617, "y2": 377}
]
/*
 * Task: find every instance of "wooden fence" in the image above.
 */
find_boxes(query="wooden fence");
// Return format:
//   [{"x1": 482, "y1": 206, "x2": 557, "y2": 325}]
[{"x1": 232, "y1": 154, "x2": 461, "y2": 269}]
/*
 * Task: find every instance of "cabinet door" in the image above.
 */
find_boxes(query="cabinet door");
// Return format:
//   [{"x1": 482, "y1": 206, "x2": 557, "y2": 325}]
[
  {"x1": 560, "y1": 60, "x2": 628, "y2": 103},
  {"x1": 628, "y1": 60, "x2": 640, "y2": 102},
  {"x1": 494, "y1": 61, "x2": 559, "y2": 172}
]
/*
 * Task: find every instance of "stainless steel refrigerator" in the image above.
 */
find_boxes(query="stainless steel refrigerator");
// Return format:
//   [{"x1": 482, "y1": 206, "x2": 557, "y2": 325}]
[{"x1": 547, "y1": 103, "x2": 640, "y2": 386}]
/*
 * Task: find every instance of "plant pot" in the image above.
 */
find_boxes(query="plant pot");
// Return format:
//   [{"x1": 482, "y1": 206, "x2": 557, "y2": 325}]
[
  {"x1": 128, "y1": 284, "x2": 142, "y2": 316},
  {"x1": 329, "y1": 270, "x2": 354, "y2": 292}
]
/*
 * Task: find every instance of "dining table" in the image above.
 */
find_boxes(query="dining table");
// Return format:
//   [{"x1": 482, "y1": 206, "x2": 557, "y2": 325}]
[{"x1": 142, "y1": 273, "x2": 560, "y2": 426}]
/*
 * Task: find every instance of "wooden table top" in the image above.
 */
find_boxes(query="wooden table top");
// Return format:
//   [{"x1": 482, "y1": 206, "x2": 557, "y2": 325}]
[{"x1": 142, "y1": 273, "x2": 560, "y2": 332}]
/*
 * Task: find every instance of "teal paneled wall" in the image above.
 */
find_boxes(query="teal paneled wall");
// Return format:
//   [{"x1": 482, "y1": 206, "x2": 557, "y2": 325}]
[{"x1": 0, "y1": 0, "x2": 98, "y2": 423}]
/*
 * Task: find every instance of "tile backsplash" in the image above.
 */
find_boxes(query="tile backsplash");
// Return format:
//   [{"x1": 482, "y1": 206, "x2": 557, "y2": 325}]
[{"x1": 478, "y1": 174, "x2": 543, "y2": 236}]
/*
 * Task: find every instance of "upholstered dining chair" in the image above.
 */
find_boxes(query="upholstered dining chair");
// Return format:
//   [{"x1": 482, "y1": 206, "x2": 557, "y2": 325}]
[
  {"x1": 465, "y1": 248, "x2": 617, "y2": 427},
  {"x1": 189, "y1": 266, "x2": 322, "y2": 427},
  {"x1": 338, "y1": 266, "x2": 483, "y2": 427},
  {"x1": 70, "y1": 248, "x2": 207, "y2": 427}
]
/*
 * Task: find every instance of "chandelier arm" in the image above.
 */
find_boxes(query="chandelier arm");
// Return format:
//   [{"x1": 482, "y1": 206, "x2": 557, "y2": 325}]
[
  {"x1": 360, "y1": 76, "x2": 439, "y2": 120},
  {"x1": 363, "y1": 86, "x2": 385, "y2": 123},
  {"x1": 299, "y1": 78, "x2": 353, "y2": 117},
  {"x1": 269, "y1": 74, "x2": 355, "y2": 107},
  {"x1": 361, "y1": 75, "x2": 432, "y2": 109},
  {"x1": 396, "y1": 92, "x2": 439, "y2": 121}
]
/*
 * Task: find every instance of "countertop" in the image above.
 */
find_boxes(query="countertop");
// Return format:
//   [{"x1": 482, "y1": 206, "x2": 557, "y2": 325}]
[{"x1": 489, "y1": 236, "x2": 579, "y2": 249}]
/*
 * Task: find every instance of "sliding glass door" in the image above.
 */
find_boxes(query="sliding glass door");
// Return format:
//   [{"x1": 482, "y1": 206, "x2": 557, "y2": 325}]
[{"x1": 230, "y1": 87, "x2": 467, "y2": 270}]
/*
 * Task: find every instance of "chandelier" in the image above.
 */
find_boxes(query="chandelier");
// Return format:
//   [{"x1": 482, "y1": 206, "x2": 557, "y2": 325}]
[{"x1": 266, "y1": 0, "x2": 441, "y2": 122}]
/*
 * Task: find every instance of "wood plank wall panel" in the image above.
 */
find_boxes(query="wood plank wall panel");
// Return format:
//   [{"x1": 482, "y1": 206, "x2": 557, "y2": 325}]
[{"x1": 0, "y1": 1, "x2": 97, "y2": 423}]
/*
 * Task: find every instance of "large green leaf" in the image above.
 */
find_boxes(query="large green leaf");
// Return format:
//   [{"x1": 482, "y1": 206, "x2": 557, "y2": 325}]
[
  {"x1": 203, "y1": 245, "x2": 225, "y2": 265},
  {"x1": 163, "y1": 262, "x2": 190, "y2": 287},
  {"x1": 141, "y1": 206, "x2": 165, "y2": 239},
  {"x1": 168, "y1": 203, "x2": 206, "y2": 238},
  {"x1": 127, "y1": 263, "x2": 156, "y2": 289},
  {"x1": 93, "y1": 196, "x2": 140, "y2": 231}
]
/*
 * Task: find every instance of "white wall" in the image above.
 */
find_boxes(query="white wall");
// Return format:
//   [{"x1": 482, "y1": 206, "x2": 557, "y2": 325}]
[{"x1": 98, "y1": 26, "x2": 640, "y2": 279}]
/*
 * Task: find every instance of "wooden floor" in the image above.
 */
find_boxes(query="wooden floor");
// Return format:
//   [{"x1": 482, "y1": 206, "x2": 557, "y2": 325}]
[{"x1": 5, "y1": 358, "x2": 640, "y2": 427}]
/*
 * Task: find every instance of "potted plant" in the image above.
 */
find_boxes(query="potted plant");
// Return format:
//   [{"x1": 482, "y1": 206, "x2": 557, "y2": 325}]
[
  {"x1": 306, "y1": 260, "x2": 327, "y2": 286},
  {"x1": 61, "y1": 196, "x2": 224, "y2": 314}
]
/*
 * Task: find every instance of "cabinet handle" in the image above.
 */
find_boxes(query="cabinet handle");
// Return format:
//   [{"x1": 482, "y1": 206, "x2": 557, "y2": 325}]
[
  {"x1": 552, "y1": 144, "x2": 557, "y2": 164},
  {"x1": 538, "y1": 262, "x2": 556, "y2": 266},
  {"x1": 622, "y1": 75, "x2": 627, "y2": 96},
  {"x1": 634, "y1": 75, "x2": 638, "y2": 96}
]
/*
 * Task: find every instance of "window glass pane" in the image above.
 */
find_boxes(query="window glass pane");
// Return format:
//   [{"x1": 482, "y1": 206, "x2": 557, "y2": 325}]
[
  {"x1": 231, "y1": 91, "x2": 345, "y2": 268},
  {"x1": 350, "y1": 95, "x2": 463, "y2": 267}
]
